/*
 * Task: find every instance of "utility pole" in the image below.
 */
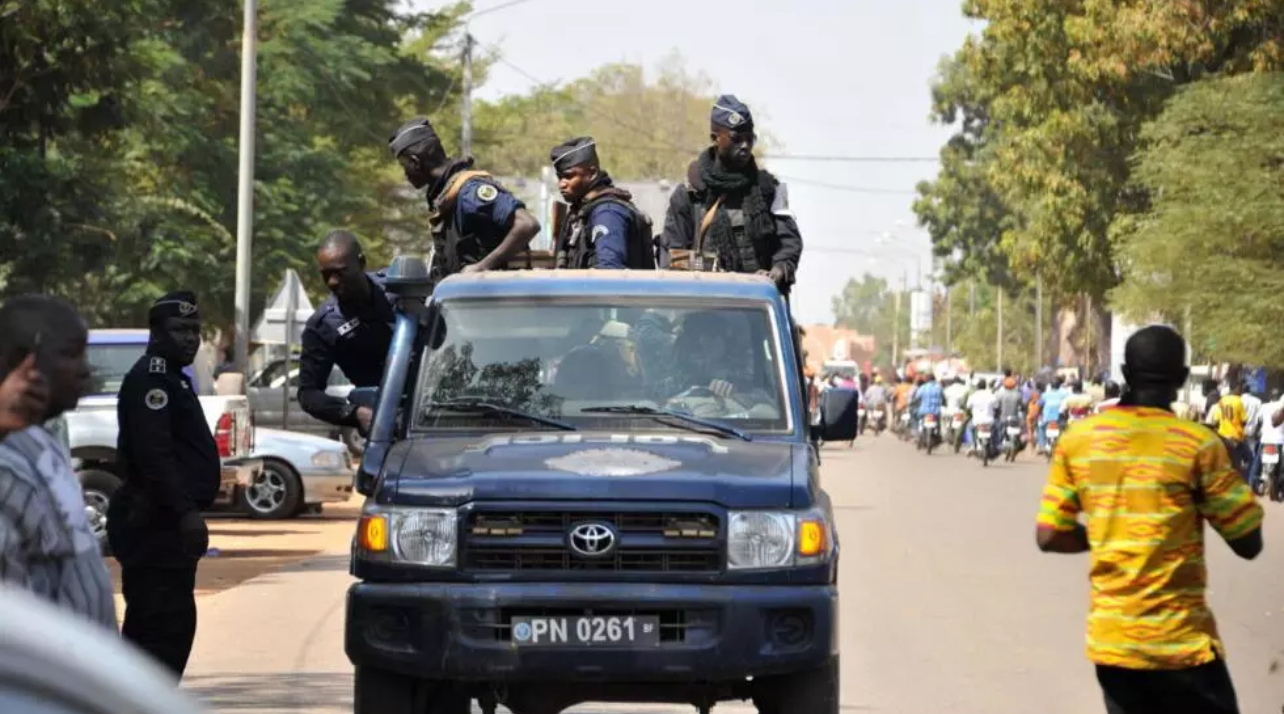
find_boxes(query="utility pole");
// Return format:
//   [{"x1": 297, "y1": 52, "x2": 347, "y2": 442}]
[
  {"x1": 945, "y1": 283, "x2": 952, "y2": 354},
  {"x1": 1034, "y1": 273, "x2": 1043, "y2": 370},
  {"x1": 460, "y1": 32, "x2": 474, "y2": 158},
  {"x1": 232, "y1": 0, "x2": 258, "y2": 381},
  {"x1": 996, "y1": 286, "x2": 1004, "y2": 373}
]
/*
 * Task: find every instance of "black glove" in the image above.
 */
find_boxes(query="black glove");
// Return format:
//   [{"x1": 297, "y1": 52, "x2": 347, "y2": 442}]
[{"x1": 178, "y1": 510, "x2": 209, "y2": 559}]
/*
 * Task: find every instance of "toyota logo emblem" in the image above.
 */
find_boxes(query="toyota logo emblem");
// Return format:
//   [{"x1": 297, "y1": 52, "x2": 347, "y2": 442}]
[{"x1": 567, "y1": 522, "x2": 617, "y2": 558}]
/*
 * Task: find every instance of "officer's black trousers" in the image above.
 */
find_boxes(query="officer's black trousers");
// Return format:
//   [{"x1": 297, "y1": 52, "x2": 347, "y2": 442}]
[{"x1": 120, "y1": 564, "x2": 199, "y2": 678}]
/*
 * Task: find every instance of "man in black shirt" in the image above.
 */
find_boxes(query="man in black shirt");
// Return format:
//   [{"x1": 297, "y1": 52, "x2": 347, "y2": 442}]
[
  {"x1": 297, "y1": 230, "x2": 395, "y2": 432},
  {"x1": 108, "y1": 290, "x2": 221, "y2": 678}
]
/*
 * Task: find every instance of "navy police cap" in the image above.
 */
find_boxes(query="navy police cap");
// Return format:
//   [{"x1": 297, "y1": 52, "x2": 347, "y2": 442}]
[{"x1": 711, "y1": 95, "x2": 753, "y2": 130}]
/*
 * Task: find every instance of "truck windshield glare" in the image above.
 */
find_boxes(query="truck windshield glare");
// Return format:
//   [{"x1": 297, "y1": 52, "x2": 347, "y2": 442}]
[{"x1": 412, "y1": 299, "x2": 792, "y2": 433}]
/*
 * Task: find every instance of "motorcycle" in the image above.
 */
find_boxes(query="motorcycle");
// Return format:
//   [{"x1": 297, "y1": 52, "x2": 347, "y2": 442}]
[
  {"x1": 919, "y1": 413, "x2": 941, "y2": 455},
  {"x1": 898, "y1": 411, "x2": 913, "y2": 442},
  {"x1": 1044, "y1": 419, "x2": 1063, "y2": 462},
  {"x1": 974, "y1": 421, "x2": 995, "y2": 466},
  {"x1": 857, "y1": 405, "x2": 867, "y2": 436},
  {"x1": 1261, "y1": 443, "x2": 1283, "y2": 502},
  {"x1": 1002, "y1": 417, "x2": 1023, "y2": 463},
  {"x1": 950, "y1": 411, "x2": 967, "y2": 454},
  {"x1": 870, "y1": 408, "x2": 887, "y2": 436}
]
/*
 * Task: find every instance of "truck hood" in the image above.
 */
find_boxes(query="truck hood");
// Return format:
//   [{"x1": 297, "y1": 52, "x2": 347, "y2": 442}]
[{"x1": 384, "y1": 432, "x2": 799, "y2": 509}]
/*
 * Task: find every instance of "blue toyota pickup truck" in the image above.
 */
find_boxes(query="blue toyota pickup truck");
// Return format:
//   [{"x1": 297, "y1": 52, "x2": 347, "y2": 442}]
[{"x1": 344, "y1": 258, "x2": 856, "y2": 714}]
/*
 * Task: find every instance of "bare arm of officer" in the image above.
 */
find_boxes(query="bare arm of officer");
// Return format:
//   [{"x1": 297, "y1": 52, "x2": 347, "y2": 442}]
[
  {"x1": 297, "y1": 321, "x2": 359, "y2": 428},
  {"x1": 123, "y1": 374, "x2": 198, "y2": 516},
  {"x1": 768, "y1": 181, "x2": 802, "y2": 284},
  {"x1": 480, "y1": 207, "x2": 540, "y2": 269},
  {"x1": 589, "y1": 206, "x2": 632, "y2": 269},
  {"x1": 662, "y1": 185, "x2": 694, "y2": 250}
]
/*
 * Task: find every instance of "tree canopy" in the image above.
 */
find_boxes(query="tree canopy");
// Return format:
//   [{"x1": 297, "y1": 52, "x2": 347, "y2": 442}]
[{"x1": 909, "y1": 0, "x2": 1284, "y2": 368}]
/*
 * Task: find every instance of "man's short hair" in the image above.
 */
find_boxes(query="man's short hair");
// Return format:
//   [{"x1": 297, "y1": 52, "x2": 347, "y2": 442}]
[{"x1": 0, "y1": 295, "x2": 84, "y2": 378}]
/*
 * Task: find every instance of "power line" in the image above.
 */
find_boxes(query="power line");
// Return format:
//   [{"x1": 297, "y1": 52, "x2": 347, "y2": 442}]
[
  {"x1": 776, "y1": 175, "x2": 918, "y2": 195},
  {"x1": 464, "y1": 0, "x2": 541, "y2": 20},
  {"x1": 762, "y1": 154, "x2": 939, "y2": 163}
]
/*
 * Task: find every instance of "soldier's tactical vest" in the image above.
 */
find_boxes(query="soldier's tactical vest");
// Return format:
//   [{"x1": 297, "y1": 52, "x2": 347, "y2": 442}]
[
  {"x1": 555, "y1": 190, "x2": 656, "y2": 270},
  {"x1": 688, "y1": 192, "x2": 763, "y2": 274},
  {"x1": 428, "y1": 169, "x2": 508, "y2": 279}
]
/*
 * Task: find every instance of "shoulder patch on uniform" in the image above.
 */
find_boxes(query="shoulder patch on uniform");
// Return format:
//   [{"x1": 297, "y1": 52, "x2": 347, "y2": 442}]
[
  {"x1": 591, "y1": 224, "x2": 609, "y2": 242},
  {"x1": 476, "y1": 184, "x2": 498, "y2": 202},
  {"x1": 144, "y1": 388, "x2": 169, "y2": 411},
  {"x1": 149, "y1": 356, "x2": 167, "y2": 374}
]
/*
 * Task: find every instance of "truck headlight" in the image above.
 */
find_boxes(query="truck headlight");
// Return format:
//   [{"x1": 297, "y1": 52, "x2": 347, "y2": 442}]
[
  {"x1": 727, "y1": 509, "x2": 833, "y2": 570},
  {"x1": 357, "y1": 507, "x2": 457, "y2": 568}
]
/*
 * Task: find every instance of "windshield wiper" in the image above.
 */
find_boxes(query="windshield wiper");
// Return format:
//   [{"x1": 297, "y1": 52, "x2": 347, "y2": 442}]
[
  {"x1": 580, "y1": 405, "x2": 752, "y2": 441},
  {"x1": 422, "y1": 399, "x2": 577, "y2": 431}
]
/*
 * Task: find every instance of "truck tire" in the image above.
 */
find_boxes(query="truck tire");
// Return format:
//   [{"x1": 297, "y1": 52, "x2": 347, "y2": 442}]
[
  {"x1": 80, "y1": 469, "x2": 121, "y2": 555},
  {"x1": 353, "y1": 667, "x2": 470, "y2": 714},
  {"x1": 754, "y1": 657, "x2": 839, "y2": 714},
  {"x1": 239, "y1": 458, "x2": 302, "y2": 520}
]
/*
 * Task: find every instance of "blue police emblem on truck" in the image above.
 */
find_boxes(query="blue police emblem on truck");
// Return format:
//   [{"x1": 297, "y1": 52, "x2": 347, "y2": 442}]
[
  {"x1": 512, "y1": 621, "x2": 533, "y2": 642},
  {"x1": 545, "y1": 448, "x2": 682, "y2": 477}
]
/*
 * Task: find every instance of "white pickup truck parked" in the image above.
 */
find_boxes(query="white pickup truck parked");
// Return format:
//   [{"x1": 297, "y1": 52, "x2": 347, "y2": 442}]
[{"x1": 68, "y1": 329, "x2": 262, "y2": 550}]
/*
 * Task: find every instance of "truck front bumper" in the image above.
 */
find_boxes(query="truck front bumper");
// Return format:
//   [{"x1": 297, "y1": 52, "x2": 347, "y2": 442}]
[{"x1": 345, "y1": 581, "x2": 837, "y2": 682}]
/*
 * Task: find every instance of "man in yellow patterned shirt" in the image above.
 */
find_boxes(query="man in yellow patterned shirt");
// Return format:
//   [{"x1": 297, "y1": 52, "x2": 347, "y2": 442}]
[{"x1": 1036, "y1": 325, "x2": 1263, "y2": 714}]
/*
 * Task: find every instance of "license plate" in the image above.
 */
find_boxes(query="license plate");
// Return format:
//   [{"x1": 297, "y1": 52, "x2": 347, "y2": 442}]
[
  {"x1": 978, "y1": 428, "x2": 991, "y2": 439},
  {"x1": 953, "y1": 415, "x2": 965, "y2": 425},
  {"x1": 924, "y1": 416, "x2": 937, "y2": 427},
  {"x1": 1047, "y1": 426, "x2": 1060, "y2": 436},
  {"x1": 511, "y1": 615, "x2": 660, "y2": 647},
  {"x1": 1007, "y1": 427, "x2": 1021, "y2": 436},
  {"x1": 1265, "y1": 447, "x2": 1279, "y2": 465}
]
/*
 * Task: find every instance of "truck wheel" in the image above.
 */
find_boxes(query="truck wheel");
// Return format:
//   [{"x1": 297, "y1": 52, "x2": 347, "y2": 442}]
[
  {"x1": 239, "y1": 458, "x2": 302, "y2": 520},
  {"x1": 754, "y1": 657, "x2": 839, "y2": 714},
  {"x1": 80, "y1": 469, "x2": 121, "y2": 555}
]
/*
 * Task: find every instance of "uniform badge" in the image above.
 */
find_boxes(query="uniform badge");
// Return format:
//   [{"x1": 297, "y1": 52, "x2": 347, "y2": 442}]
[
  {"x1": 148, "y1": 356, "x2": 167, "y2": 374},
  {"x1": 727, "y1": 111, "x2": 744, "y2": 127},
  {"x1": 144, "y1": 388, "x2": 169, "y2": 411},
  {"x1": 590, "y1": 225, "x2": 609, "y2": 243},
  {"x1": 337, "y1": 317, "x2": 362, "y2": 337},
  {"x1": 178, "y1": 301, "x2": 196, "y2": 316},
  {"x1": 476, "y1": 184, "x2": 498, "y2": 202}
]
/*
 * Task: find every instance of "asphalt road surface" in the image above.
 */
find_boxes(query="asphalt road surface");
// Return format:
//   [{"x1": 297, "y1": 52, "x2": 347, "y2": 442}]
[{"x1": 182, "y1": 435, "x2": 1284, "y2": 714}]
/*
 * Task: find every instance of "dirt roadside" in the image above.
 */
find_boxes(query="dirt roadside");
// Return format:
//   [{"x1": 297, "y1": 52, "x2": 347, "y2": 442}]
[{"x1": 104, "y1": 494, "x2": 363, "y2": 606}]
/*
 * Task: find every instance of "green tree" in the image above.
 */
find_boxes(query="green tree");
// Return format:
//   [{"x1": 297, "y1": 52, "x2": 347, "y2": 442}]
[
  {"x1": 830, "y1": 274, "x2": 909, "y2": 367},
  {"x1": 1110, "y1": 72, "x2": 1284, "y2": 365}
]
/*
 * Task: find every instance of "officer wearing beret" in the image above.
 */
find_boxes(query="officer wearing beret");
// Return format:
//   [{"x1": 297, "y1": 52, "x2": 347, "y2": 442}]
[
  {"x1": 389, "y1": 117, "x2": 540, "y2": 280},
  {"x1": 661, "y1": 95, "x2": 803, "y2": 294},
  {"x1": 297, "y1": 230, "x2": 393, "y2": 432},
  {"x1": 551, "y1": 136, "x2": 656, "y2": 270},
  {"x1": 108, "y1": 291, "x2": 221, "y2": 678}
]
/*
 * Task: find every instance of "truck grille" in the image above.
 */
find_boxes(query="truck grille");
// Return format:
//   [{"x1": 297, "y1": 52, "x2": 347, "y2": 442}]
[{"x1": 462, "y1": 510, "x2": 722, "y2": 573}]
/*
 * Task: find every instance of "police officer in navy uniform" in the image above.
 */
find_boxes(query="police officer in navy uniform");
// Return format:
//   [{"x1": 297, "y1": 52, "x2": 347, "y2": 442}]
[
  {"x1": 389, "y1": 117, "x2": 540, "y2": 280},
  {"x1": 550, "y1": 136, "x2": 656, "y2": 270},
  {"x1": 297, "y1": 230, "x2": 394, "y2": 432},
  {"x1": 108, "y1": 291, "x2": 220, "y2": 679},
  {"x1": 660, "y1": 95, "x2": 802, "y2": 294}
]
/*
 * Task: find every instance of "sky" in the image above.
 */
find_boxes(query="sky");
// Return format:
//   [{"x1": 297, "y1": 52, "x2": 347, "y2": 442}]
[{"x1": 409, "y1": 0, "x2": 979, "y2": 325}]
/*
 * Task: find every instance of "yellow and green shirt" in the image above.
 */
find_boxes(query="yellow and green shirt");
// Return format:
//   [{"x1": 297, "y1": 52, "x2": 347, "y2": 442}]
[
  {"x1": 1213, "y1": 394, "x2": 1247, "y2": 442},
  {"x1": 1037, "y1": 406, "x2": 1263, "y2": 670}
]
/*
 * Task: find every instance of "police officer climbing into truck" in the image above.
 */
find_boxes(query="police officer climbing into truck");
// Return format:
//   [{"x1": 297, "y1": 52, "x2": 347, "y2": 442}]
[
  {"x1": 108, "y1": 291, "x2": 221, "y2": 679},
  {"x1": 389, "y1": 117, "x2": 541, "y2": 280},
  {"x1": 660, "y1": 95, "x2": 802, "y2": 295},
  {"x1": 550, "y1": 136, "x2": 656, "y2": 270},
  {"x1": 297, "y1": 230, "x2": 394, "y2": 434}
]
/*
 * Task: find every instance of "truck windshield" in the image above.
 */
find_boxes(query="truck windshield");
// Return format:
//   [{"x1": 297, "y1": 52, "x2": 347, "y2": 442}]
[
  {"x1": 413, "y1": 298, "x2": 792, "y2": 434},
  {"x1": 87, "y1": 344, "x2": 145, "y2": 395}
]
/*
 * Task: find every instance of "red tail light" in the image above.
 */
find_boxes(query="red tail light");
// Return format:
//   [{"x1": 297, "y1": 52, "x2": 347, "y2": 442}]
[{"x1": 215, "y1": 412, "x2": 233, "y2": 458}]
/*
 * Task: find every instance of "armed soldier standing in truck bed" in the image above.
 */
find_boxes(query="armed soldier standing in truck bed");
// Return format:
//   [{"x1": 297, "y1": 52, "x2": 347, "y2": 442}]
[
  {"x1": 661, "y1": 95, "x2": 802, "y2": 295},
  {"x1": 389, "y1": 117, "x2": 540, "y2": 280},
  {"x1": 108, "y1": 291, "x2": 221, "y2": 679},
  {"x1": 550, "y1": 136, "x2": 655, "y2": 270}
]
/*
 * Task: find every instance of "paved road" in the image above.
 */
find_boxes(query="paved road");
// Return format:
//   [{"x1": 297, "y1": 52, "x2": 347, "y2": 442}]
[{"x1": 182, "y1": 436, "x2": 1284, "y2": 713}]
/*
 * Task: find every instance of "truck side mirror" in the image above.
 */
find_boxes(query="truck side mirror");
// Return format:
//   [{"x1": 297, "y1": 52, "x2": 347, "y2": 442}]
[
  {"x1": 348, "y1": 387, "x2": 379, "y2": 410},
  {"x1": 818, "y1": 390, "x2": 859, "y2": 442}
]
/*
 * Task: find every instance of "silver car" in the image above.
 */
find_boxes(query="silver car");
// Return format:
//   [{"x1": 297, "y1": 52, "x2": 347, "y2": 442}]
[{"x1": 238, "y1": 427, "x2": 355, "y2": 519}]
